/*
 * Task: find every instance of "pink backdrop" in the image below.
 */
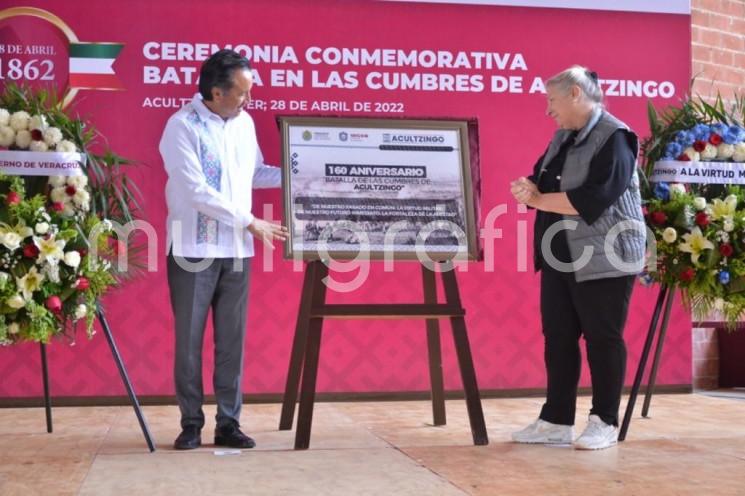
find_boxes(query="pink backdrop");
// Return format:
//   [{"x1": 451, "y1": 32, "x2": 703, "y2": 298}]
[{"x1": 0, "y1": 0, "x2": 692, "y2": 399}]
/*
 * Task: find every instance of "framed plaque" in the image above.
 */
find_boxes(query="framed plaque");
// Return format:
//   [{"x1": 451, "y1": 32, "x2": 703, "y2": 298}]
[{"x1": 280, "y1": 116, "x2": 480, "y2": 261}]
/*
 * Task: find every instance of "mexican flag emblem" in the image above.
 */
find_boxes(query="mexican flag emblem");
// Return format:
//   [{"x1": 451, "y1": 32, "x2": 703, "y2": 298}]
[{"x1": 69, "y1": 43, "x2": 124, "y2": 91}]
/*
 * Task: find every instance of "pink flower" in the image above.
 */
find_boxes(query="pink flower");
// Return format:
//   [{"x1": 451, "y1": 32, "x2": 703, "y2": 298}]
[
  {"x1": 75, "y1": 277, "x2": 90, "y2": 290},
  {"x1": 45, "y1": 295, "x2": 62, "y2": 313}
]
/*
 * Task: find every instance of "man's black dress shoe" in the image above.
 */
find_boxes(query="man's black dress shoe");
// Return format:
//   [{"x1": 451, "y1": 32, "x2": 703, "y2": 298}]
[
  {"x1": 173, "y1": 425, "x2": 201, "y2": 450},
  {"x1": 214, "y1": 422, "x2": 256, "y2": 449}
]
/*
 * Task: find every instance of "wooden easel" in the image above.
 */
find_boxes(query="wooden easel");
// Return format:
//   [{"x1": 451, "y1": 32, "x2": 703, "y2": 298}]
[{"x1": 278, "y1": 260, "x2": 489, "y2": 450}]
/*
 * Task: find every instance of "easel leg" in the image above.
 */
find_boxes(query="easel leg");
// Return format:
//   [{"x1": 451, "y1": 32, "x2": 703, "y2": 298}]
[
  {"x1": 619, "y1": 285, "x2": 672, "y2": 442},
  {"x1": 641, "y1": 286, "x2": 677, "y2": 418},
  {"x1": 97, "y1": 305, "x2": 156, "y2": 452},
  {"x1": 440, "y1": 262, "x2": 488, "y2": 446},
  {"x1": 422, "y1": 264, "x2": 446, "y2": 426},
  {"x1": 294, "y1": 262, "x2": 328, "y2": 450},
  {"x1": 40, "y1": 343, "x2": 52, "y2": 433},
  {"x1": 279, "y1": 262, "x2": 318, "y2": 430}
]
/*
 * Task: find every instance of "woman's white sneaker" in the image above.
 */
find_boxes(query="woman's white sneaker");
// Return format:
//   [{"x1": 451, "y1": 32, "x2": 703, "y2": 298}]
[
  {"x1": 511, "y1": 418, "x2": 574, "y2": 444},
  {"x1": 574, "y1": 415, "x2": 618, "y2": 450}
]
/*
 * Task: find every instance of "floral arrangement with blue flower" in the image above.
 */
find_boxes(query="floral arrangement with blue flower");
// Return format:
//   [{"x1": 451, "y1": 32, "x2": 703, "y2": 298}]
[{"x1": 641, "y1": 93, "x2": 745, "y2": 327}]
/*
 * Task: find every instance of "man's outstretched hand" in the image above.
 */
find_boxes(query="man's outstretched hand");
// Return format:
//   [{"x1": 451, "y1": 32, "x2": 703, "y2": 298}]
[{"x1": 248, "y1": 218, "x2": 289, "y2": 249}]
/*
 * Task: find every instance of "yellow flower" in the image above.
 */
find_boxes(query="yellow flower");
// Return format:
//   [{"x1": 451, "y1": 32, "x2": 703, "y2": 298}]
[
  {"x1": 15, "y1": 267, "x2": 45, "y2": 301},
  {"x1": 33, "y1": 234, "x2": 66, "y2": 265},
  {"x1": 710, "y1": 195, "x2": 738, "y2": 221},
  {"x1": 678, "y1": 227, "x2": 715, "y2": 265},
  {"x1": 0, "y1": 220, "x2": 33, "y2": 251}
]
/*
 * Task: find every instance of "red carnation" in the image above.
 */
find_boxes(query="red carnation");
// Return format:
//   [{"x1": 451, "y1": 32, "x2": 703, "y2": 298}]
[
  {"x1": 75, "y1": 277, "x2": 90, "y2": 291},
  {"x1": 679, "y1": 267, "x2": 696, "y2": 282},
  {"x1": 710, "y1": 134, "x2": 723, "y2": 146},
  {"x1": 693, "y1": 140, "x2": 707, "y2": 152},
  {"x1": 31, "y1": 129, "x2": 43, "y2": 141},
  {"x1": 695, "y1": 212, "x2": 710, "y2": 227},
  {"x1": 51, "y1": 202, "x2": 65, "y2": 212},
  {"x1": 79, "y1": 248, "x2": 88, "y2": 258},
  {"x1": 651, "y1": 211, "x2": 667, "y2": 225},
  {"x1": 6, "y1": 191, "x2": 20, "y2": 205},
  {"x1": 23, "y1": 243, "x2": 40, "y2": 259},
  {"x1": 45, "y1": 295, "x2": 62, "y2": 313},
  {"x1": 677, "y1": 153, "x2": 691, "y2": 162},
  {"x1": 65, "y1": 185, "x2": 77, "y2": 196},
  {"x1": 720, "y1": 243, "x2": 734, "y2": 257}
]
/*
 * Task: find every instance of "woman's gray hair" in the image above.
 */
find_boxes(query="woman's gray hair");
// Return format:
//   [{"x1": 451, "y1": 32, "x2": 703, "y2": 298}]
[{"x1": 546, "y1": 65, "x2": 604, "y2": 107}]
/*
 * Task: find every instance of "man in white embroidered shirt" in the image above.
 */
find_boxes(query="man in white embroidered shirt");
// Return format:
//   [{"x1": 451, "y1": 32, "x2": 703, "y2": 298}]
[{"x1": 159, "y1": 49, "x2": 287, "y2": 450}]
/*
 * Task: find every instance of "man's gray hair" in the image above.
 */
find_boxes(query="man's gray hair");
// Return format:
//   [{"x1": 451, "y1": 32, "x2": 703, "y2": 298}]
[{"x1": 546, "y1": 65, "x2": 604, "y2": 106}]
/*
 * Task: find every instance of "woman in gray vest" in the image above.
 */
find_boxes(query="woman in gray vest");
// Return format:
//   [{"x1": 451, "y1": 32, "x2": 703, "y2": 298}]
[{"x1": 509, "y1": 65, "x2": 646, "y2": 450}]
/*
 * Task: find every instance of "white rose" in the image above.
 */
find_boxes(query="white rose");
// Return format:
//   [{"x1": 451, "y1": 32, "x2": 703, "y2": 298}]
[
  {"x1": 734, "y1": 143, "x2": 745, "y2": 163},
  {"x1": 8, "y1": 322, "x2": 20, "y2": 335},
  {"x1": 726, "y1": 194, "x2": 738, "y2": 208},
  {"x1": 0, "y1": 126, "x2": 14, "y2": 147},
  {"x1": 35, "y1": 222, "x2": 50, "y2": 234},
  {"x1": 49, "y1": 176, "x2": 67, "y2": 188},
  {"x1": 6, "y1": 295, "x2": 26, "y2": 309},
  {"x1": 68, "y1": 175, "x2": 88, "y2": 188},
  {"x1": 701, "y1": 143, "x2": 718, "y2": 161},
  {"x1": 56, "y1": 140, "x2": 77, "y2": 153},
  {"x1": 15, "y1": 129, "x2": 32, "y2": 149},
  {"x1": 29, "y1": 140, "x2": 48, "y2": 152},
  {"x1": 9, "y1": 111, "x2": 30, "y2": 131},
  {"x1": 669, "y1": 183, "x2": 686, "y2": 196},
  {"x1": 717, "y1": 143, "x2": 735, "y2": 160},
  {"x1": 74, "y1": 304, "x2": 87, "y2": 320},
  {"x1": 2, "y1": 232, "x2": 22, "y2": 251},
  {"x1": 693, "y1": 197, "x2": 707, "y2": 211},
  {"x1": 50, "y1": 187, "x2": 67, "y2": 203},
  {"x1": 0, "y1": 108, "x2": 10, "y2": 127},
  {"x1": 62, "y1": 203, "x2": 76, "y2": 217},
  {"x1": 42, "y1": 127, "x2": 63, "y2": 147},
  {"x1": 683, "y1": 147, "x2": 701, "y2": 162},
  {"x1": 662, "y1": 227, "x2": 677, "y2": 244},
  {"x1": 73, "y1": 189, "x2": 90, "y2": 207},
  {"x1": 28, "y1": 114, "x2": 48, "y2": 131},
  {"x1": 64, "y1": 251, "x2": 81, "y2": 268},
  {"x1": 724, "y1": 219, "x2": 735, "y2": 232}
]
